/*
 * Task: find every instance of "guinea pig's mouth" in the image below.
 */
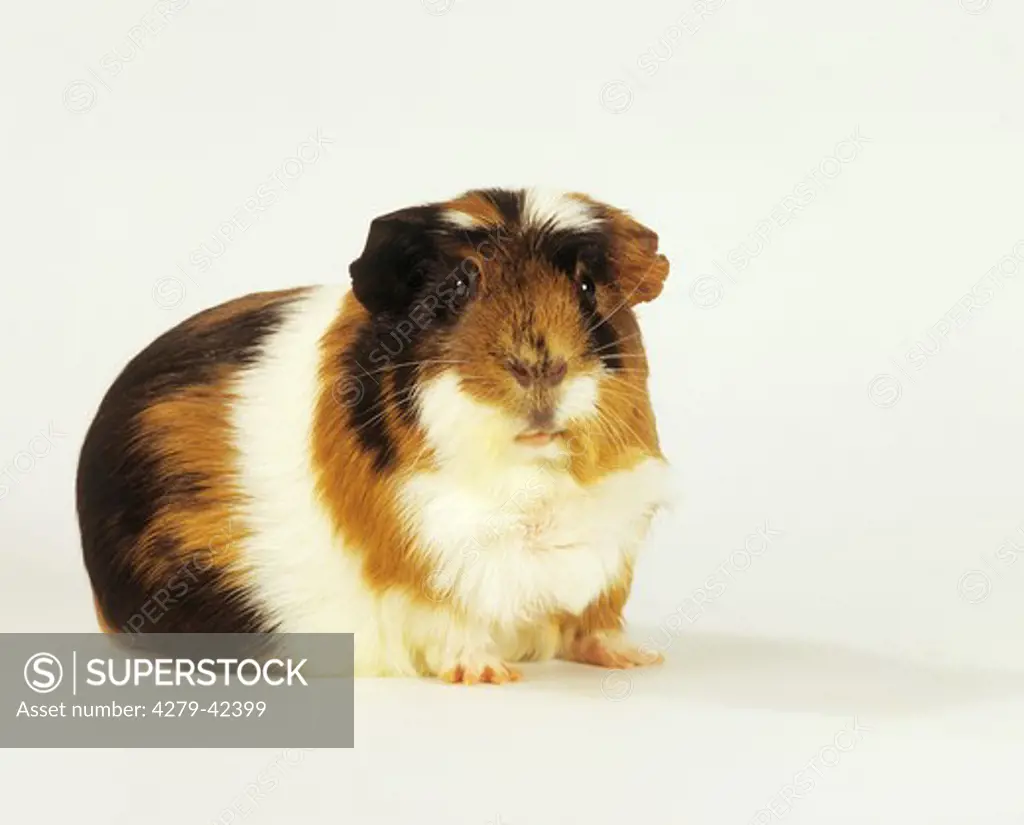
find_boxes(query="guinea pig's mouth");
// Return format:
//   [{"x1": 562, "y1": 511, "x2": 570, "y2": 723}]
[{"x1": 513, "y1": 429, "x2": 566, "y2": 447}]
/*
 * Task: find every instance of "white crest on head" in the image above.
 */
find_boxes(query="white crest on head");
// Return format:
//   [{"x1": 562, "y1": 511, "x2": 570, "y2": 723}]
[
  {"x1": 443, "y1": 210, "x2": 482, "y2": 229},
  {"x1": 521, "y1": 188, "x2": 600, "y2": 233}
]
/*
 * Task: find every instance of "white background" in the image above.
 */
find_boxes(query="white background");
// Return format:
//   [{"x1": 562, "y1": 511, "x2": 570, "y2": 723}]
[{"x1": 2, "y1": 0, "x2": 1023, "y2": 822}]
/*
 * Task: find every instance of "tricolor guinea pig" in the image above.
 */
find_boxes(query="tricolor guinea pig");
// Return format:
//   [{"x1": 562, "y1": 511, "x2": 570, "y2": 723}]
[{"x1": 78, "y1": 187, "x2": 673, "y2": 683}]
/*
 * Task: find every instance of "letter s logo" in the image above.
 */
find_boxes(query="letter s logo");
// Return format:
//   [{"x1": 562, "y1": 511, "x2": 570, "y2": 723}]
[{"x1": 24, "y1": 653, "x2": 63, "y2": 694}]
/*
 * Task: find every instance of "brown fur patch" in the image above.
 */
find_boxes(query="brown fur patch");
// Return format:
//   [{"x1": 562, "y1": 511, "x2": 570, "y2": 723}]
[
  {"x1": 80, "y1": 287, "x2": 305, "y2": 634},
  {"x1": 564, "y1": 310, "x2": 663, "y2": 486},
  {"x1": 556, "y1": 565, "x2": 634, "y2": 649},
  {"x1": 312, "y1": 294, "x2": 439, "y2": 602},
  {"x1": 125, "y1": 290, "x2": 307, "y2": 597},
  {"x1": 186, "y1": 288, "x2": 305, "y2": 332},
  {"x1": 131, "y1": 373, "x2": 248, "y2": 593},
  {"x1": 569, "y1": 193, "x2": 670, "y2": 305},
  {"x1": 122, "y1": 291, "x2": 310, "y2": 595},
  {"x1": 442, "y1": 192, "x2": 505, "y2": 227}
]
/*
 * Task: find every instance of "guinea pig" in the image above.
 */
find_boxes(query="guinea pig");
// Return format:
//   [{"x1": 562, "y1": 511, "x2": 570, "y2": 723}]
[{"x1": 77, "y1": 187, "x2": 673, "y2": 683}]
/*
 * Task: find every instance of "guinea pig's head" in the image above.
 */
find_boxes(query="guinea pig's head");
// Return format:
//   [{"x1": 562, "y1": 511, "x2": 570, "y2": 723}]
[{"x1": 348, "y1": 188, "x2": 670, "y2": 466}]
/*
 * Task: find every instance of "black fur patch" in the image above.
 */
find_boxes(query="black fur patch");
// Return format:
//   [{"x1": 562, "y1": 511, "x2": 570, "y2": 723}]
[
  {"x1": 539, "y1": 227, "x2": 619, "y2": 369},
  {"x1": 77, "y1": 292, "x2": 302, "y2": 634},
  {"x1": 543, "y1": 229, "x2": 612, "y2": 285},
  {"x1": 344, "y1": 320, "x2": 399, "y2": 471},
  {"x1": 346, "y1": 198, "x2": 502, "y2": 469},
  {"x1": 393, "y1": 359, "x2": 421, "y2": 426},
  {"x1": 349, "y1": 205, "x2": 443, "y2": 316},
  {"x1": 342, "y1": 258, "x2": 477, "y2": 469},
  {"x1": 587, "y1": 312, "x2": 622, "y2": 371},
  {"x1": 480, "y1": 188, "x2": 522, "y2": 225}
]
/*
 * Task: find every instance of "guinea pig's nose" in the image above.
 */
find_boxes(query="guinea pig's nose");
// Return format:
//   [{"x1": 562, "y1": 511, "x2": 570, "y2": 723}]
[
  {"x1": 543, "y1": 359, "x2": 568, "y2": 387},
  {"x1": 507, "y1": 357, "x2": 568, "y2": 388},
  {"x1": 507, "y1": 358, "x2": 533, "y2": 387}
]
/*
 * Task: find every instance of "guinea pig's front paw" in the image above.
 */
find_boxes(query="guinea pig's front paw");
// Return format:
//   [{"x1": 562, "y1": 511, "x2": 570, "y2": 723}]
[
  {"x1": 564, "y1": 630, "x2": 664, "y2": 669},
  {"x1": 439, "y1": 653, "x2": 522, "y2": 685}
]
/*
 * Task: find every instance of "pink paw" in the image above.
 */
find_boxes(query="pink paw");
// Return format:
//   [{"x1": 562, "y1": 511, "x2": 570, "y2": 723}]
[{"x1": 566, "y1": 632, "x2": 664, "y2": 669}]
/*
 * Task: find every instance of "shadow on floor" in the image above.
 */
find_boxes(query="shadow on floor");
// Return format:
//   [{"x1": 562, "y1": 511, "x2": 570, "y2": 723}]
[{"x1": 518, "y1": 629, "x2": 1024, "y2": 716}]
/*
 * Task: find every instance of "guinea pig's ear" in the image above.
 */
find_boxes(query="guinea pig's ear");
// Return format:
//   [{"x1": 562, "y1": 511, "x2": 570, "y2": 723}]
[
  {"x1": 604, "y1": 209, "x2": 670, "y2": 306},
  {"x1": 349, "y1": 206, "x2": 440, "y2": 315}
]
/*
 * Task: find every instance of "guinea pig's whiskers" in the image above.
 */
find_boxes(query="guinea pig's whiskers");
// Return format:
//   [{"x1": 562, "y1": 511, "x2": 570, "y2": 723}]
[
  {"x1": 453, "y1": 371, "x2": 489, "y2": 387},
  {"x1": 582, "y1": 409, "x2": 616, "y2": 450},
  {"x1": 585, "y1": 298, "x2": 632, "y2": 337},
  {"x1": 598, "y1": 388, "x2": 643, "y2": 412},
  {"x1": 406, "y1": 432, "x2": 436, "y2": 472},
  {"x1": 590, "y1": 331, "x2": 643, "y2": 353},
  {"x1": 600, "y1": 370, "x2": 649, "y2": 388},
  {"x1": 597, "y1": 375, "x2": 642, "y2": 393},
  {"x1": 360, "y1": 358, "x2": 468, "y2": 379},
  {"x1": 596, "y1": 402, "x2": 647, "y2": 451},
  {"x1": 603, "y1": 371, "x2": 650, "y2": 386},
  {"x1": 593, "y1": 409, "x2": 631, "y2": 454},
  {"x1": 605, "y1": 361, "x2": 651, "y2": 373},
  {"x1": 350, "y1": 406, "x2": 390, "y2": 436},
  {"x1": 597, "y1": 378, "x2": 652, "y2": 410},
  {"x1": 349, "y1": 384, "x2": 422, "y2": 436}
]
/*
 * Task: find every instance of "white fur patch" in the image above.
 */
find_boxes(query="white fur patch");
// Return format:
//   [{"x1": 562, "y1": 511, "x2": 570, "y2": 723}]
[
  {"x1": 416, "y1": 370, "x2": 539, "y2": 468},
  {"x1": 414, "y1": 370, "x2": 600, "y2": 469},
  {"x1": 443, "y1": 210, "x2": 481, "y2": 229},
  {"x1": 230, "y1": 286, "x2": 417, "y2": 675},
  {"x1": 560, "y1": 374, "x2": 600, "y2": 421},
  {"x1": 402, "y1": 453, "x2": 670, "y2": 626},
  {"x1": 405, "y1": 370, "x2": 671, "y2": 626},
  {"x1": 521, "y1": 188, "x2": 600, "y2": 233}
]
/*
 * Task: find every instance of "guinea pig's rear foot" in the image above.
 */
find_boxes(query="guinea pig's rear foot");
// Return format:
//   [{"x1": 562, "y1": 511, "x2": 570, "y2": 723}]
[
  {"x1": 438, "y1": 653, "x2": 521, "y2": 685},
  {"x1": 564, "y1": 630, "x2": 664, "y2": 669}
]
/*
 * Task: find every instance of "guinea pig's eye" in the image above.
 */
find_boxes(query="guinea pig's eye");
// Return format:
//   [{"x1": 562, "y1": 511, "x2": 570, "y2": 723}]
[
  {"x1": 451, "y1": 260, "x2": 480, "y2": 304},
  {"x1": 577, "y1": 274, "x2": 597, "y2": 312},
  {"x1": 453, "y1": 271, "x2": 472, "y2": 296},
  {"x1": 573, "y1": 245, "x2": 601, "y2": 312},
  {"x1": 448, "y1": 264, "x2": 479, "y2": 313}
]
